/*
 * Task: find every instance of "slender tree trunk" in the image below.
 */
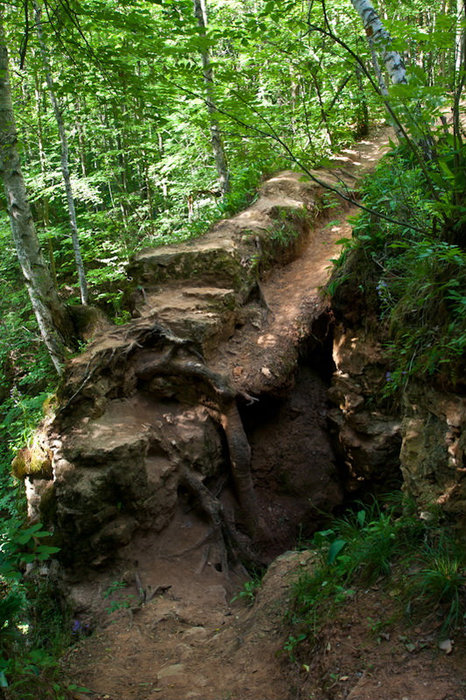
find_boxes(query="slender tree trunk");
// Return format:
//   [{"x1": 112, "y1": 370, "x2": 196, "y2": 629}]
[
  {"x1": 453, "y1": 0, "x2": 465, "y2": 167},
  {"x1": 369, "y1": 43, "x2": 389, "y2": 95},
  {"x1": 0, "y1": 17, "x2": 72, "y2": 375},
  {"x1": 350, "y1": 0, "x2": 407, "y2": 86},
  {"x1": 75, "y1": 105, "x2": 88, "y2": 177},
  {"x1": 34, "y1": 74, "x2": 57, "y2": 287},
  {"x1": 193, "y1": 0, "x2": 231, "y2": 196},
  {"x1": 350, "y1": 0, "x2": 410, "y2": 142},
  {"x1": 309, "y1": 70, "x2": 333, "y2": 146},
  {"x1": 455, "y1": 0, "x2": 466, "y2": 74},
  {"x1": 34, "y1": 1, "x2": 89, "y2": 305}
]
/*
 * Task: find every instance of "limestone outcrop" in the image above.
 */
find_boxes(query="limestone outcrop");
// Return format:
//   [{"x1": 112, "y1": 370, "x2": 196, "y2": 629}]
[
  {"x1": 22, "y1": 132, "x2": 398, "y2": 569},
  {"x1": 327, "y1": 260, "x2": 466, "y2": 515},
  {"x1": 24, "y1": 169, "x2": 344, "y2": 568},
  {"x1": 328, "y1": 323, "x2": 402, "y2": 493},
  {"x1": 400, "y1": 384, "x2": 466, "y2": 520}
]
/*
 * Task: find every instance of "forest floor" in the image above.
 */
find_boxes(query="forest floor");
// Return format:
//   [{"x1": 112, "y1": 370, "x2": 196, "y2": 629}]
[{"x1": 62, "y1": 127, "x2": 466, "y2": 700}]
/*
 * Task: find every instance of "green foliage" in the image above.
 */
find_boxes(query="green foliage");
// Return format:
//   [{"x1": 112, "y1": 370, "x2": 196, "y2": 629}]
[
  {"x1": 102, "y1": 580, "x2": 136, "y2": 614},
  {"x1": 0, "y1": 518, "x2": 83, "y2": 698},
  {"x1": 407, "y1": 538, "x2": 466, "y2": 633},
  {"x1": 335, "y1": 139, "x2": 466, "y2": 393},
  {"x1": 231, "y1": 575, "x2": 262, "y2": 606},
  {"x1": 285, "y1": 498, "x2": 466, "y2": 659}
]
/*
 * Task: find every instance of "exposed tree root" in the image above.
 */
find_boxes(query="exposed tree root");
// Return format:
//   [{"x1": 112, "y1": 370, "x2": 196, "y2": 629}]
[
  {"x1": 179, "y1": 467, "x2": 260, "y2": 573},
  {"x1": 221, "y1": 402, "x2": 259, "y2": 537},
  {"x1": 135, "y1": 354, "x2": 260, "y2": 537}
]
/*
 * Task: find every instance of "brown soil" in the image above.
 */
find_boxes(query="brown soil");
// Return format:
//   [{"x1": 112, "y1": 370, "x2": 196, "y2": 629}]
[
  {"x1": 287, "y1": 564, "x2": 466, "y2": 700},
  {"x1": 62, "y1": 128, "x2": 466, "y2": 700}
]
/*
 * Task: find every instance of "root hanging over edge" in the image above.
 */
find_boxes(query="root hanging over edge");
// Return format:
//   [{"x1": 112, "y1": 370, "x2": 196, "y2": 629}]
[
  {"x1": 135, "y1": 353, "x2": 261, "y2": 538},
  {"x1": 179, "y1": 466, "x2": 260, "y2": 573}
]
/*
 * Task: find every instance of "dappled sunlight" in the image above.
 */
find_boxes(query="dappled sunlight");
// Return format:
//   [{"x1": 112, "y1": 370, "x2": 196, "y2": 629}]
[{"x1": 257, "y1": 332, "x2": 278, "y2": 348}]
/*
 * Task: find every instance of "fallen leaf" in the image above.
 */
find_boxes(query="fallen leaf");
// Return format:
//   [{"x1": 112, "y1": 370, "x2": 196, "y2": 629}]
[{"x1": 261, "y1": 367, "x2": 272, "y2": 378}]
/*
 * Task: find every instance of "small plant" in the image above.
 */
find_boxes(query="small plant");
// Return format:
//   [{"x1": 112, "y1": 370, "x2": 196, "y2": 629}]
[
  {"x1": 284, "y1": 496, "x2": 438, "y2": 659},
  {"x1": 231, "y1": 576, "x2": 261, "y2": 606},
  {"x1": 102, "y1": 580, "x2": 135, "y2": 614},
  {"x1": 283, "y1": 633, "x2": 308, "y2": 662},
  {"x1": 407, "y1": 540, "x2": 466, "y2": 633}
]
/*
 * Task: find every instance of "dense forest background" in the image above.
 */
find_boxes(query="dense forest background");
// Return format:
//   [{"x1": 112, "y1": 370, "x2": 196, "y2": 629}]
[{"x1": 0, "y1": 0, "x2": 465, "y2": 696}]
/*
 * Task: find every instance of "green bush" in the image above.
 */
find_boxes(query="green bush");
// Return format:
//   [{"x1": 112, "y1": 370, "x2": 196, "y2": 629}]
[
  {"x1": 331, "y1": 141, "x2": 466, "y2": 394},
  {"x1": 0, "y1": 519, "x2": 85, "y2": 699}
]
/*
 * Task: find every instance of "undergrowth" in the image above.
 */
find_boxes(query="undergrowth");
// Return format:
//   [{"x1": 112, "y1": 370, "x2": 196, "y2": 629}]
[
  {"x1": 285, "y1": 496, "x2": 466, "y2": 660},
  {"x1": 330, "y1": 138, "x2": 466, "y2": 394},
  {"x1": 0, "y1": 520, "x2": 87, "y2": 699}
]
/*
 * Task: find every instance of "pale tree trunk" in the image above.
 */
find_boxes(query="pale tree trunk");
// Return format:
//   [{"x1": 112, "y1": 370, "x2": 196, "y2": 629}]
[
  {"x1": 34, "y1": 1, "x2": 89, "y2": 305},
  {"x1": 34, "y1": 72, "x2": 57, "y2": 287},
  {"x1": 350, "y1": 0, "x2": 407, "y2": 86},
  {"x1": 0, "y1": 17, "x2": 72, "y2": 375},
  {"x1": 453, "y1": 0, "x2": 465, "y2": 153},
  {"x1": 193, "y1": 0, "x2": 231, "y2": 196},
  {"x1": 455, "y1": 0, "x2": 465, "y2": 74}
]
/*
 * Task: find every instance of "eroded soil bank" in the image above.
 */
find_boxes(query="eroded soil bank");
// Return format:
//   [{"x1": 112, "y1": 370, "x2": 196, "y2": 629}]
[{"x1": 20, "y1": 128, "x2": 466, "y2": 699}]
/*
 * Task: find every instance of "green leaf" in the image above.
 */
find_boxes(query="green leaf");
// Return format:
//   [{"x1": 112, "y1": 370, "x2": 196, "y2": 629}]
[
  {"x1": 328, "y1": 539, "x2": 347, "y2": 565},
  {"x1": 438, "y1": 160, "x2": 455, "y2": 180}
]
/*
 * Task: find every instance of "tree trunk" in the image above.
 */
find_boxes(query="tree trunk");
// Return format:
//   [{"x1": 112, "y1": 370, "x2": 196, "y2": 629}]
[
  {"x1": 193, "y1": 0, "x2": 231, "y2": 196},
  {"x1": 349, "y1": 0, "x2": 407, "y2": 86},
  {"x1": 34, "y1": 73, "x2": 57, "y2": 287},
  {"x1": 0, "y1": 16, "x2": 72, "y2": 375},
  {"x1": 34, "y1": 1, "x2": 89, "y2": 305},
  {"x1": 355, "y1": 65, "x2": 369, "y2": 137}
]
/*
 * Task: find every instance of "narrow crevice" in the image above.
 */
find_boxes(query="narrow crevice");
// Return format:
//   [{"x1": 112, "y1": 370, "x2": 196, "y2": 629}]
[{"x1": 235, "y1": 315, "x2": 343, "y2": 557}]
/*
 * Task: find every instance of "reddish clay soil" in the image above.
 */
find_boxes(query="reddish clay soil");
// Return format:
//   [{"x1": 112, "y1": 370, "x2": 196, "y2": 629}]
[{"x1": 62, "y1": 128, "x2": 466, "y2": 700}]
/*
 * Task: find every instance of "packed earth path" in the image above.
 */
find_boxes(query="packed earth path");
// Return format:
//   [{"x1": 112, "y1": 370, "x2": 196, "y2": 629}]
[{"x1": 59, "y1": 125, "x2": 466, "y2": 700}]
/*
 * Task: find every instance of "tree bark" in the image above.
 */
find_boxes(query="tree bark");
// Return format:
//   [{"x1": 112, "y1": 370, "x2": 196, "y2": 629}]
[
  {"x1": 350, "y1": 0, "x2": 407, "y2": 86},
  {"x1": 0, "y1": 15, "x2": 72, "y2": 374},
  {"x1": 193, "y1": 0, "x2": 231, "y2": 196},
  {"x1": 34, "y1": 1, "x2": 89, "y2": 305}
]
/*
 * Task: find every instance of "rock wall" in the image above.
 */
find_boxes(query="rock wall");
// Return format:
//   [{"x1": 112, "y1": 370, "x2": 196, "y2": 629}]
[
  {"x1": 328, "y1": 252, "x2": 466, "y2": 518},
  {"x1": 22, "y1": 169, "x2": 342, "y2": 569},
  {"x1": 401, "y1": 384, "x2": 466, "y2": 519},
  {"x1": 328, "y1": 323, "x2": 402, "y2": 493}
]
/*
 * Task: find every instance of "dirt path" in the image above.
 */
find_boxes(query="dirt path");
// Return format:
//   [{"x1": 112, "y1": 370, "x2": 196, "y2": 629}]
[
  {"x1": 62, "y1": 128, "x2": 405, "y2": 700},
  {"x1": 211, "y1": 131, "x2": 388, "y2": 393}
]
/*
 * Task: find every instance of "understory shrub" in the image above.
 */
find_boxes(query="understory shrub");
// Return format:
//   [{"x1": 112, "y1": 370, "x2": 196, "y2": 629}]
[{"x1": 330, "y1": 139, "x2": 466, "y2": 394}]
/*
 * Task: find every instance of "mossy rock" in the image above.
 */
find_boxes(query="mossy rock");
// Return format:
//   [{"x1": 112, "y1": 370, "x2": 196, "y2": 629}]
[{"x1": 12, "y1": 434, "x2": 53, "y2": 480}]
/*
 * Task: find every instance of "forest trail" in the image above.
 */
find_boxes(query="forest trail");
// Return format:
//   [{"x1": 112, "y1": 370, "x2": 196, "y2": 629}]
[
  {"x1": 61, "y1": 126, "x2": 466, "y2": 700},
  {"x1": 60, "y1": 127, "x2": 395, "y2": 700},
  {"x1": 60, "y1": 125, "x2": 458, "y2": 700},
  {"x1": 209, "y1": 129, "x2": 387, "y2": 392}
]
